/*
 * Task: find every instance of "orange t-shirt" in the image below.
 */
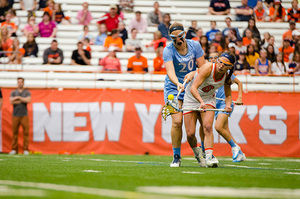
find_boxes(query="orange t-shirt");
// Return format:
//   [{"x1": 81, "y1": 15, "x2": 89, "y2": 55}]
[
  {"x1": 1, "y1": 22, "x2": 17, "y2": 30},
  {"x1": 7, "y1": 47, "x2": 25, "y2": 56},
  {"x1": 1, "y1": 38, "x2": 13, "y2": 51},
  {"x1": 254, "y1": 9, "x2": 265, "y2": 21},
  {"x1": 269, "y1": 7, "x2": 286, "y2": 22},
  {"x1": 282, "y1": 30, "x2": 293, "y2": 41},
  {"x1": 279, "y1": 46, "x2": 294, "y2": 62},
  {"x1": 127, "y1": 55, "x2": 148, "y2": 72},
  {"x1": 153, "y1": 56, "x2": 166, "y2": 73},
  {"x1": 243, "y1": 37, "x2": 252, "y2": 46},
  {"x1": 104, "y1": 36, "x2": 123, "y2": 49},
  {"x1": 44, "y1": 7, "x2": 53, "y2": 17}
]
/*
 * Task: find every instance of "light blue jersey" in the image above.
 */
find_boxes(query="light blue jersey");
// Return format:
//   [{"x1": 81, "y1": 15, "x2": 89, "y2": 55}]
[{"x1": 163, "y1": 39, "x2": 204, "y2": 102}]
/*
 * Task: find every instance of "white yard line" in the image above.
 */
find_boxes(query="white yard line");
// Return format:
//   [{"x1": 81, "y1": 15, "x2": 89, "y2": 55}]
[
  {"x1": 285, "y1": 172, "x2": 300, "y2": 175},
  {"x1": 182, "y1": 171, "x2": 203, "y2": 174},
  {"x1": 0, "y1": 185, "x2": 45, "y2": 197},
  {"x1": 258, "y1": 163, "x2": 271, "y2": 165},
  {"x1": 83, "y1": 170, "x2": 102, "y2": 173}
]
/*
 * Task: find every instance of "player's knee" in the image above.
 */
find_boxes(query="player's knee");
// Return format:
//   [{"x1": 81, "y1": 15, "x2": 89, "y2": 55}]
[
  {"x1": 203, "y1": 124, "x2": 213, "y2": 134},
  {"x1": 186, "y1": 130, "x2": 195, "y2": 140},
  {"x1": 215, "y1": 122, "x2": 223, "y2": 133},
  {"x1": 172, "y1": 119, "x2": 182, "y2": 129}
]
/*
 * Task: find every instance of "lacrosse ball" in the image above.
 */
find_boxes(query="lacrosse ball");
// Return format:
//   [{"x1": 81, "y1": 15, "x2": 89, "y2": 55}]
[{"x1": 168, "y1": 94, "x2": 174, "y2": 100}]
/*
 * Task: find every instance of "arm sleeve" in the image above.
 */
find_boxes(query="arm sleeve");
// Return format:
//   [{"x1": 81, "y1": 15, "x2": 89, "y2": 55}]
[
  {"x1": 0, "y1": 88, "x2": 2, "y2": 98},
  {"x1": 85, "y1": 50, "x2": 91, "y2": 59},
  {"x1": 163, "y1": 47, "x2": 173, "y2": 62},
  {"x1": 194, "y1": 41, "x2": 205, "y2": 59},
  {"x1": 209, "y1": 0, "x2": 214, "y2": 8},
  {"x1": 127, "y1": 57, "x2": 133, "y2": 70},
  {"x1": 33, "y1": 44, "x2": 39, "y2": 57},
  {"x1": 71, "y1": 50, "x2": 76, "y2": 60},
  {"x1": 59, "y1": 49, "x2": 64, "y2": 63},
  {"x1": 25, "y1": 90, "x2": 31, "y2": 97},
  {"x1": 43, "y1": 49, "x2": 48, "y2": 64},
  {"x1": 10, "y1": 91, "x2": 15, "y2": 97},
  {"x1": 226, "y1": 0, "x2": 231, "y2": 9}
]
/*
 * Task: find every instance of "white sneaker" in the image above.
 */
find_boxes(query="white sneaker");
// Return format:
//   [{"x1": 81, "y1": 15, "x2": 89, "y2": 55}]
[
  {"x1": 170, "y1": 154, "x2": 181, "y2": 167},
  {"x1": 206, "y1": 155, "x2": 219, "y2": 168},
  {"x1": 233, "y1": 150, "x2": 246, "y2": 162},
  {"x1": 194, "y1": 147, "x2": 206, "y2": 167},
  {"x1": 8, "y1": 150, "x2": 17, "y2": 155},
  {"x1": 23, "y1": 150, "x2": 30, "y2": 155},
  {"x1": 232, "y1": 145, "x2": 240, "y2": 160}
]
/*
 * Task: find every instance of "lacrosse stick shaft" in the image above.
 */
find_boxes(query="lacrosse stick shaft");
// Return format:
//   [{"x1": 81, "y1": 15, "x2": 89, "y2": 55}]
[{"x1": 176, "y1": 79, "x2": 188, "y2": 99}]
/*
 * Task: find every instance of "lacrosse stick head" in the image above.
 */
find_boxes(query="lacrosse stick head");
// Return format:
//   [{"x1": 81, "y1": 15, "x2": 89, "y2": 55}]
[{"x1": 161, "y1": 102, "x2": 179, "y2": 121}]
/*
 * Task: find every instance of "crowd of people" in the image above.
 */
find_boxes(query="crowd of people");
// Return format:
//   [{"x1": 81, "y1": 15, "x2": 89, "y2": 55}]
[{"x1": 0, "y1": 0, "x2": 299, "y2": 75}]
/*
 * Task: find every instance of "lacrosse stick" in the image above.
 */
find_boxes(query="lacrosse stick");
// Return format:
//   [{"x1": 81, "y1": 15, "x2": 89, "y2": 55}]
[{"x1": 216, "y1": 97, "x2": 243, "y2": 105}]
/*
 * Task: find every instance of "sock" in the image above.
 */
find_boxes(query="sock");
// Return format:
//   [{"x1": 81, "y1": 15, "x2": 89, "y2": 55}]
[
  {"x1": 191, "y1": 146, "x2": 199, "y2": 156},
  {"x1": 201, "y1": 141, "x2": 205, "y2": 152},
  {"x1": 173, "y1": 147, "x2": 181, "y2": 157},
  {"x1": 205, "y1": 148, "x2": 213, "y2": 159},
  {"x1": 228, "y1": 139, "x2": 237, "y2": 148}
]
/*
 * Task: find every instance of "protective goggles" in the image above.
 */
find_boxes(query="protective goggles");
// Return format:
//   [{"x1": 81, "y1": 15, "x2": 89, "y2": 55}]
[
  {"x1": 170, "y1": 31, "x2": 185, "y2": 41},
  {"x1": 217, "y1": 57, "x2": 233, "y2": 67}
]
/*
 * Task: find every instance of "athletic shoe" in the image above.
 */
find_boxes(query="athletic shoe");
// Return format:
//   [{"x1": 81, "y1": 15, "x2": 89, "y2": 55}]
[
  {"x1": 202, "y1": 149, "x2": 206, "y2": 159},
  {"x1": 232, "y1": 145, "x2": 240, "y2": 160},
  {"x1": 206, "y1": 155, "x2": 219, "y2": 168},
  {"x1": 170, "y1": 154, "x2": 181, "y2": 167},
  {"x1": 233, "y1": 150, "x2": 246, "y2": 163},
  {"x1": 194, "y1": 147, "x2": 206, "y2": 167},
  {"x1": 8, "y1": 150, "x2": 17, "y2": 155},
  {"x1": 23, "y1": 150, "x2": 30, "y2": 155}
]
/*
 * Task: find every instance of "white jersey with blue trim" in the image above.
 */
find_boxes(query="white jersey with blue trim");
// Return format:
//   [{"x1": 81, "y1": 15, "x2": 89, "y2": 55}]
[{"x1": 163, "y1": 39, "x2": 204, "y2": 91}]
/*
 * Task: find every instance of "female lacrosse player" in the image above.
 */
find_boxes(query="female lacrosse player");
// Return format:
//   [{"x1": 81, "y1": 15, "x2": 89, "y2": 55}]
[
  {"x1": 164, "y1": 22, "x2": 205, "y2": 167},
  {"x1": 183, "y1": 52, "x2": 235, "y2": 167}
]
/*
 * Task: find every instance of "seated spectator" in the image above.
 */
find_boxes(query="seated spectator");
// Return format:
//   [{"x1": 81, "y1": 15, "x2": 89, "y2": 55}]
[
  {"x1": 77, "y1": 2, "x2": 93, "y2": 26},
  {"x1": 119, "y1": 0, "x2": 134, "y2": 12},
  {"x1": 243, "y1": 19, "x2": 261, "y2": 41},
  {"x1": 251, "y1": 37, "x2": 261, "y2": 52},
  {"x1": 0, "y1": 25, "x2": 13, "y2": 51},
  {"x1": 103, "y1": 29, "x2": 123, "y2": 51},
  {"x1": 235, "y1": 0, "x2": 254, "y2": 21},
  {"x1": 129, "y1": 11, "x2": 147, "y2": 33},
  {"x1": 262, "y1": 32, "x2": 271, "y2": 48},
  {"x1": 266, "y1": 44, "x2": 276, "y2": 63},
  {"x1": 292, "y1": 29, "x2": 300, "y2": 47},
  {"x1": 43, "y1": 40, "x2": 63, "y2": 64},
  {"x1": 222, "y1": 17, "x2": 241, "y2": 38},
  {"x1": 243, "y1": 29, "x2": 254, "y2": 46},
  {"x1": 71, "y1": 41, "x2": 91, "y2": 65},
  {"x1": 268, "y1": 35, "x2": 279, "y2": 54},
  {"x1": 246, "y1": 44, "x2": 260, "y2": 68},
  {"x1": 271, "y1": 53, "x2": 288, "y2": 75},
  {"x1": 200, "y1": 35, "x2": 209, "y2": 60},
  {"x1": 0, "y1": 0, "x2": 11, "y2": 23},
  {"x1": 125, "y1": 28, "x2": 142, "y2": 52},
  {"x1": 38, "y1": 0, "x2": 47, "y2": 10},
  {"x1": 127, "y1": 47, "x2": 148, "y2": 73},
  {"x1": 38, "y1": 12, "x2": 57, "y2": 38},
  {"x1": 254, "y1": 49, "x2": 271, "y2": 75},
  {"x1": 23, "y1": 32, "x2": 38, "y2": 57},
  {"x1": 22, "y1": 15, "x2": 39, "y2": 37},
  {"x1": 186, "y1": 20, "x2": 198, "y2": 39},
  {"x1": 1, "y1": 12, "x2": 17, "y2": 36},
  {"x1": 54, "y1": 3, "x2": 71, "y2": 24},
  {"x1": 99, "y1": 46, "x2": 121, "y2": 72},
  {"x1": 208, "y1": 43, "x2": 218, "y2": 60},
  {"x1": 78, "y1": 25, "x2": 94, "y2": 43},
  {"x1": 191, "y1": 28, "x2": 203, "y2": 42},
  {"x1": 147, "y1": 1, "x2": 164, "y2": 26},
  {"x1": 235, "y1": 37, "x2": 247, "y2": 54},
  {"x1": 118, "y1": 21, "x2": 128, "y2": 44},
  {"x1": 97, "y1": 4, "x2": 121, "y2": 32},
  {"x1": 234, "y1": 51, "x2": 250, "y2": 74},
  {"x1": 287, "y1": 0, "x2": 300, "y2": 23},
  {"x1": 282, "y1": 21, "x2": 296, "y2": 42},
  {"x1": 8, "y1": 9, "x2": 20, "y2": 27},
  {"x1": 279, "y1": 39, "x2": 294, "y2": 64},
  {"x1": 7, "y1": 37, "x2": 25, "y2": 64},
  {"x1": 94, "y1": 24, "x2": 107, "y2": 46},
  {"x1": 146, "y1": 31, "x2": 167, "y2": 50},
  {"x1": 227, "y1": 28, "x2": 239, "y2": 43},
  {"x1": 83, "y1": 38, "x2": 91, "y2": 55},
  {"x1": 206, "y1": 21, "x2": 220, "y2": 41},
  {"x1": 254, "y1": 0, "x2": 267, "y2": 22},
  {"x1": 211, "y1": 31, "x2": 223, "y2": 50},
  {"x1": 158, "y1": 13, "x2": 171, "y2": 40},
  {"x1": 269, "y1": 0, "x2": 285, "y2": 22},
  {"x1": 153, "y1": 46, "x2": 166, "y2": 74},
  {"x1": 290, "y1": 52, "x2": 300, "y2": 74},
  {"x1": 43, "y1": 0, "x2": 55, "y2": 18},
  {"x1": 20, "y1": 0, "x2": 36, "y2": 11},
  {"x1": 228, "y1": 43, "x2": 238, "y2": 58},
  {"x1": 208, "y1": 0, "x2": 231, "y2": 15},
  {"x1": 208, "y1": 52, "x2": 219, "y2": 63}
]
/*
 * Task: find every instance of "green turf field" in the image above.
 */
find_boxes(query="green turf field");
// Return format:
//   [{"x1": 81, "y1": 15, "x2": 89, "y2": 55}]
[{"x1": 0, "y1": 154, "x2": 299, "y2": 199}]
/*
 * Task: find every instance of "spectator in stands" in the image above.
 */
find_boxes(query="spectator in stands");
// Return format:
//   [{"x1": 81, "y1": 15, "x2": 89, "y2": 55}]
[
  {"x1": 153, "y1": 46, "x2": 166, "y2": 74},
  {"x1": 186, "y1": 20, "x2": 197, "y2": 39},
  {"x1": 261, "y1": 32, "x2": 271, "y2": 48},
  {"x1": 243, "y1": 19, "x2": 261, "y2": 41},
  {"x1": 235, "y1": 37, "x2": 247, "y2": 54},
  {"x1": 292, "y1": 29, "x2": 300, "y2": 47},
  {"x1": 0, "y1": 0, "x2": 11, "y2": 23},
  {"x1": 246, "y1": 43, "x2": 260, "y2": 69},
  {"x1": 99, "y1": 46, "x2": 121, "y2": 72},
  {"x1": 20, "y1": 0, "x2": 36, "y2": 11},
  {"x1": 38, "y1": 0, "x2": 47, "y2": 10},
  {"x1": 279, "y1": 39, "x2": 294, "y2": 64},
  {"x1": 77, "y1": 2, "x2": 93, "y2": 26},
  {"x1": 147, "y1": 1, "x2": 164, "y2": 26},
  {"x1": 268, "y1": 35, "x2": 279, "y2": 54},
  {"x1": 283, "y1": 21, "x2": 297, "y2": 42},
  {"x1": 78, "y1": 25, "x2": 94, "y2": 43},
  {"x1": 254, "y1": 49, "x2": 271, "y2": 75},
  {"x1": 1, "y1": 12, "x2": 17, "y2": 37},
  {"x1": 235, "y1": 0, "x2": 254, "y2": 21},
  {"x1": 264, "y1": 0, "x2": 273, "y2": 8},
  {"x1": 127, "y1": 47, "x2": 148, "y2": 73},
  {"x1": 119, "y1": 0, "x2": 134, "y2": 12},
  {"x1": 266, "y1": 44, "x2": 276, "y2": 63},
  {"x1": 104, "y1": 29, "x2": 123, "y2": 52},
  {"x1": 118, "y1": 21, "x2": 128, "y2": 44},
  {"x1": 191, "y1": 28, "x2": 203, "y2": 42},
  {"x1": 94, "y1": 24, "x2": 107, "y2": 46},
  {"x1": 38, "y1": 12, "x2": 57, "y2": 38},
  {"x1": 243, "y1": 29, "x2": 253, "y2": 46},
  {"x1": 228, "y1": 42, "x2": 236, "y2": 57},
  {"x1": 208, "y1": 43, "x2": 218, "y2": 59},
  {"x1": 158, "y1": 13, "x2": 171, "y2": 40},
  {"x1": 252, "y1": 37, "x2": 261, "y2": 52},
  {"x1": 125, "y1": 28, "x2": 142, "y2": 52},
  {"x1": 23, "y1": 32, "x2": 38, "y2": 57},
  {"x1": 129, "y1": 11, "x2": 147, "y2": 33},
  {"x1": 0, "y1": 25, "x2": 13, "y2": 51},
  {"x1": 8, "y1": 38, "x2": 25, "y2": 64},
  {"x1": 200, "y1": 35, "x2": 209, "y2": 60},
  {"x1": 43, "y1": 0, "x2": 55, "y2": 18},
  {"x1": 289, "y1": 52, "x2": 300, "y2": 74},
  {"x1": 9, "y1": 9, "x2": 20, "y2": 28},
  {"x1": 287, "y1": 0, "x2": 300, "y2": 23},
  {"x1": 269, "y1": 0, "x2": 285, "y2": 22},
  {"x1": 43, "y1": 40, "x2": 63, "y2": 64},
  {"x1": 222, "y1": 17, "x2": 241, "y2": 39},
  {"x1": 271, "y1": 52, "x2": 288, "y2": 75},
  {"x1": 208, "y1": 0, "x2": 231, "y2": 15},
  {"x1": 71, "y1": 41, "x2": 91, "y2": 65},
  {"x1": 211, "y1": 31, "x2": 222, "y2": 50},
  {"x1": 254, "y1": 0, "x2": 266, "y2": 22},
  {"x1": 234, "y1": 51, "x2": 250, "y2": 74},
  {"x1": 54, "y1": 3, "x2": 70, "y2": 24},
  {"x1": 22, "y1": 15, "x2": 39, "y2": 37},
  {"x1": 206, "y1": 21, "x2": 220, "y2": 41},
  {"x1": 97, "y1": 4, "x2": 122, "y2": 32},
  {"x1": 146, "y1": 30, "x2": 167, "y2": 50},
  {"x1": 227, "y1": 28, "x2": 239, "y2": 44}
]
